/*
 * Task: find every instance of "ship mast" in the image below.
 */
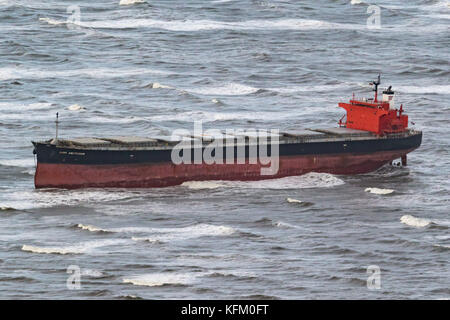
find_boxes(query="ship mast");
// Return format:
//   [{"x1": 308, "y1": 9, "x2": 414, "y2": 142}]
[
  {"x1": 370, "y1": 74, "x2": 381, "y2": 102},
  {"x1": 55, "y1": 112, "x2": 59, "y2": 142}
]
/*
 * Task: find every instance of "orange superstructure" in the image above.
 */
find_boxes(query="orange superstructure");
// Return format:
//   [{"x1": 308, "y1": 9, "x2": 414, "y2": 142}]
[{"x1": 338, "y1": 76, "x2": 408, "y2": 135}]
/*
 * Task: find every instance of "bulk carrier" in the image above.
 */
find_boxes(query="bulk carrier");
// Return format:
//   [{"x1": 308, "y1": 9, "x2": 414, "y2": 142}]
[{"x1": 32, "y1": 77, "x2": 422, "y2": 189}]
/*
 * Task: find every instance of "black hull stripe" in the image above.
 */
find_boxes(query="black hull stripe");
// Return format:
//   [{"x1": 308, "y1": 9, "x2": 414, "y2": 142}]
[{"x1": 34, "y1": 133, "x2": 422, "y2": 165}]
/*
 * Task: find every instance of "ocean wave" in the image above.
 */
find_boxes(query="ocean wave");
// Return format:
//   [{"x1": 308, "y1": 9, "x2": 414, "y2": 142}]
[
  {"x1": 273, "y1": 221, "x2": 303, "y2": 230},
  {"x1": 237, "y1": 173, "x2": 344, "y2": 189},
  {"x1": 400, "y1": 215, "x2": 431, "y2": 228},
  {"x1": 396, "y1": 85, "x2": 450, "y2": 95},
  {"x1": 131, "y1": 224, "x2": 236, "y2": 242},
  {"x1": 21, "y1": 239, "x2": 127, "y2": 255},
  {"x1": 75, "y1": 18, "x2": 357, "y2": 32},
  {"x1": 185, "y1": 83, "x2": 259, "y2": 95},
  {"x1": 0, "y1": 206, "x2": 17, "y2": 212},
  {"x1": 182, "y1": 173, "x2": 344, "y2": 190},
  {"x1": 0, "y1": 158, "x2": 35, "y2": 168},
  {"x1": 4, "y1": 189, "x2": 138, "y2": 210},
  {"x1": 67, "y1": 104, "x2": 86, "y2": 111},
  {"x1": 39, "y1": 17, "x2": 66, "y2": 26},
  {"x1": 148, "y1": 110, "x2": 291, "y2": 123},
  {"x1": 0, "y1": 102, "x2": 53, "y2": 112},
  {"x1": 119, "y1": 0, "x2": 146, "y2": 5},
  {"x1": 77, "y1": 222, "x2": 235, "y2": 241},
  {"x1": 76, "y1": 224, "x2": 110, "y2": 233},
  {"x1": 181, "y1": 181, "x2": 226, "y2": 189},
  {"x1": 207, "y1": 270, "x2": 257, "y2": 279},
  {"x1": 123, "y1": 272, "x2": 200, "y2": 287},
  {"x1": 401, "y1": 215, "x2": 450, "y2": 229},
  {"x1": 0, "y1": 66, "x2": 171, "y2": 81},
  {"x1": 150, "y1": 82, "x2": 173, "y2": 89},
  {"x1": 81, "y1": 269, "x2": 105, "y2": 278},
  {"x1": 365, "y1": 187, "x2": 395, "y2": 195},
  {"x1": 286, "y1": 198, "x2": 303, "y2": 204}
]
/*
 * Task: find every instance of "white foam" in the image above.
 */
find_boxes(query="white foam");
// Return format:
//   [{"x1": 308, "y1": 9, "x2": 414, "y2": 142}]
[
  {"x1": 365, "y1": 187, "x2": 395, "y2": 195},
  {"x1": 131, "y1": 224, "x2": 235, "y2": 242},
  {"x1": 351, "y1": 0, "x2": 363, "y2": 4},
  {"x1": 76, "y1": 224, "x2": 109, "y2": 233},
  {"x1": 21, "y1": 239, "x2": 126, "y2": 255},
  {"x1": 433, "y1": 244, "x2": 450, "y2": 249},
  {"x1": 148, "y1": 110, "x2": 290, "y2": 123},
  {"x1": 0, "y1": 66, "x2": 171, "y2": 81},
  {"x1": 181, "y1": 173, "x2": 344, "y2": 190},
  {"x1": 4, "y1": 189, "x2": 137, "y2": 210},
  {"x1": 210, "y1": 270, "x2": 256, "y2": 278},
  {"x1": 39, "y1": 17, "x2": 66, "y2": 26},
  {"x1": 181, "y1": 181, "x2": 225, "y2": 189},
  {"x1": 0, "y1": 158, "x2": 35, "y2": 168},
  {"x1": 76, "y1": 223, "x2": 235, "y2": 241},
  {"x1": 22, "y1": 244, "x2": 85, "y2": 255},
  {"x1": 274, "y1": 221, "x2": 302, "y2": 229},
  {"x1": 123, "y1": 272, "x2": 198, "y2": 287},
  {"x1": 286, "y1": 198, "x2": 303, "y2": 204},
  {"x1": 67, "y1": 104, "x2": 86, "y2": 111},
  {"x1": 400, "y1": 215, "x2": 431, "y2": 228},
  {"x1": 119, "y1": 0, "x2": 145, "y2": 5},
  {"x1": 268, "y1": 83, "x2": 349, "y2": 93},
  {"x1": 76, "y1": 18, "x2": 357, "y2": 32},
  {"x1": 396, "y1": 85, "x2": 450, "y2": 95},
  {"x1": 212, "y1": 0, "x2": 235, "y2": 3},
  {"x1": 230, "y1": 173, "x2": 345, "y2": 189},
  {"x1": 81, "y1": 269, "x2": 104, "y2": 277},
  {"x1": 0, "y1": 102, "x2": 53, "y2": 112},
  {"x1": 151, "y1": 82, "x2": 172, "y2": 89},
  {"x1": 186, "y1": 83, "x2": 259, "y2": 95},
  {"x1": 0, "y1": 206, "x2": 16, "y2": 211}
]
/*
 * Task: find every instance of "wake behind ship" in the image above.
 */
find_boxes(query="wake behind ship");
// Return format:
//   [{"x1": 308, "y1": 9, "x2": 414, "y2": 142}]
[{"x1": 32, "y1": 78, "x2": 422, "y2": 189}]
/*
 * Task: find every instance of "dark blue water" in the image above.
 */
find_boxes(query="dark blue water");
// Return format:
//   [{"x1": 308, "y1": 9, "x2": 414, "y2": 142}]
[{"x1": 0, "y1": 0, "x2": 449, "y2": 299}]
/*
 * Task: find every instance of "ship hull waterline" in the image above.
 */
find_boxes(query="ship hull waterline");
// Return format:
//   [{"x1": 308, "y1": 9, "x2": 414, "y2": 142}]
[{"x1": 34, "y1": 148, "x2": 415, "y2": 189}]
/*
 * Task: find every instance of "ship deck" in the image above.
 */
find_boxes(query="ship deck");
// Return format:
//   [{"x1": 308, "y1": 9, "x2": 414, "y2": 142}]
[{"x1": 34, "y1": 127, "x2": 421, "y2": 151}]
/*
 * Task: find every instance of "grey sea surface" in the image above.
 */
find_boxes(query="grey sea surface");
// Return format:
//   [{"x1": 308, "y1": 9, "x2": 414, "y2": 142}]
[{"x1": 0, "y1": 0, "x2": 449, "y2": 299}]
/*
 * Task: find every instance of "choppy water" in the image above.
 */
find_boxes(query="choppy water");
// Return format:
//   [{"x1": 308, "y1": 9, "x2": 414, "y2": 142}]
[{"x1": 0, "y1": 0, "x2": 449, "y2": 299}]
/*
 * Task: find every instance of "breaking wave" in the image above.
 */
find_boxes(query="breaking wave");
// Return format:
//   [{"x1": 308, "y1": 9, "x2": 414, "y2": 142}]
[
  {"x1": 0, "y1": 102, "x2": 53, "y2": 112},
  {"x1": 39, "y1": 17, "x2": 66, "y2": 26},
  {"x1": 182, "y1": 173, "x2": 344, "y2": 190},
  {"x1": 67, "y1": 104, "x2": 86, "y2": 111},
  {"x1": 148, "y1": 110, "x2": 290, "y2": 123},
  {"x1": 236, "y1": 173, "x2": 344, "y2": 189},
  {"x1": 74, "y1": 18, "x2": 357, "y2": 32},
  {"x1": 396, "y1": 85, "x2": 450, "y2": 95},
  {"x1": 21, "y1": 239, "x2": 127, "y2": 255},
  {"x1": 0, "y1": 158, "x2": 35, "y2": 168},
  {"x1": 0, "y1": 66, "x2": 171, "y2": 81},
  {"x1": 286, "y1": 198, "x2": 303, "y2": 204},
  {"x1": 3, "y1": 189, "x2": 138, "y2": 210},
  {"x1": 131, "y1": 224, "x2": 236, "y2": 242},
  {"x1": 400, "y1": 215, "x2": 450, "y2": 228},
  {"x1": 365, "y1": 187, "x2": 395, "y2": 195},
  {"x1": 400, "y1": 215, "x2": 431, "y2": 228},
  {"x1": 76, "y1": 224, "x2": 110, "y2": 233},
  {"x1": 123, "y1": 272, "x2": 200, "y2": 287},
  {"x1": 181, "y1": 181, "x2": 225, "y2": 189},
  {"x1": 273, "y1": 221, "x2": 303, "y2": 230},
  {"x1": 119, "y1": 0, "x2": 146, "y2": 5},
  {"x1": 185, "y1": 83, "x2": 259, "y2": 95},
  {"x1": 76, "y1": 222, "x2": 235, "y2": 242}
]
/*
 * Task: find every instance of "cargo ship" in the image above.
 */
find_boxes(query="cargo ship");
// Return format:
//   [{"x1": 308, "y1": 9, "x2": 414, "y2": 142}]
[{"x1": 32, "y1": 77, "x2": 422, "y2": 189}]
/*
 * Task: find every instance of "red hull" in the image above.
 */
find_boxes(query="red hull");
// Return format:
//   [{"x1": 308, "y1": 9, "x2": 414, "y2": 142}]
[{"x1": 34, "y1": 149, "x2": 413, "y2": 189}]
